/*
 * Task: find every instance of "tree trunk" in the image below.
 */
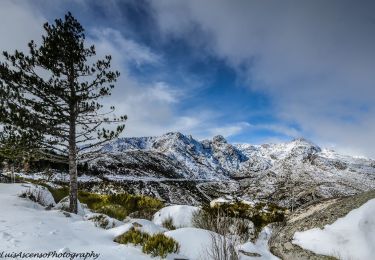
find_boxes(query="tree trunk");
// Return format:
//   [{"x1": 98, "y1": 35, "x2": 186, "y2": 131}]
[
  {"x1": 68, "y1": 66, "x2": 78, "y2": 214},
  {"x1": 68, "y1": 115, "x2": 78, "y2": 214}
]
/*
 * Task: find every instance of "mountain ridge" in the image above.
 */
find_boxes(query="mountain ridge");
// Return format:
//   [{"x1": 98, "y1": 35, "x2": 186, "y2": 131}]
[{"x1": 86, "y1": 132, "x2": 375, "y2": 207}]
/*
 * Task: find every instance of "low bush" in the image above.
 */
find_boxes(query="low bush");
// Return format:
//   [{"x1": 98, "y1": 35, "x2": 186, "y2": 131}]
[
  {"x1": 84, "y1": 214, "x2": 121, "y2": 229},
  {"x1": 77, "y1": 191, "x2": 164, "y2": 221},
  {"x1": 114, "y1": 227, "x2": 150, "y2": 246},
  {"x1": 161, "y1": 217, "x2": 176, "y2": 230},
  {"x1": 114, "y1": 228, "x2": 179, "y2": 258},
  {"x1": 96, "y1": 204, "x2": 127, "y2": 221},
  {"x1": 142, "y1": 233, "x2": 180, "y2": 258}
]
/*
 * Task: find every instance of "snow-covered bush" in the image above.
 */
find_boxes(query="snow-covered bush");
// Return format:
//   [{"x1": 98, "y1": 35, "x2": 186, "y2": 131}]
[
  {"x1": 84, "y1": 213, "x2": 123, "y2": 229},
  {"x1": 142, "y1": 233, "x2": 180, "y2": 258},
  {"x1": 153, "y1": 205, "x2": 199, "y2": 228},
  {"x1": 19, "y1": 186, "x2": 56, "y2": 207},
  {"x1": 124, "y1": 218, "x2": 167, "y2": 235},
  {"x1": 161, "y1": 216, "x2": 176, "y2": 230},
  {"x1": 55, "y1": 196, "x2": 85, "y2": 216}
]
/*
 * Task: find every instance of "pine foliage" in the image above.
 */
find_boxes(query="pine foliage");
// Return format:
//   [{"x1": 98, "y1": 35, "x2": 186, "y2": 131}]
[{"x1": 0, "y1": 12, "x2": 126, "y2": 212}]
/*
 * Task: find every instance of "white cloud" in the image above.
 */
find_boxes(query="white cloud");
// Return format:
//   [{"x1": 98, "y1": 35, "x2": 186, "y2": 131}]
[
  {"x1": 151, "y1": 0, "x2": 375, "y2": 157},
  {"x1": 0, "y1": 0, "x2": 45, "y2": 56}
]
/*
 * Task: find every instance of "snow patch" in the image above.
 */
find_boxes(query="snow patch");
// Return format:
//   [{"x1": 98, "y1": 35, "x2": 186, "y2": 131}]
[{"x1": 165, "y1": 227, "x2": 216, "y2": 259}]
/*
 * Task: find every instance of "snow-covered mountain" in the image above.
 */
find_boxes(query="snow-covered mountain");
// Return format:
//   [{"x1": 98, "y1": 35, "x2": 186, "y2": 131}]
[
  {"x1": 93, "y1": 132, "x2": 247, "y2": 180},
  {"x1": 88, "y1": 132, "x2": 375, "y2": 207}
]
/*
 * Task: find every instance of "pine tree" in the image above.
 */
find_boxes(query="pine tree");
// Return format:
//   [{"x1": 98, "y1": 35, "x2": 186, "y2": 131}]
[{"x1": 0, "y1": 12, "x2": 126, "y2": 213}]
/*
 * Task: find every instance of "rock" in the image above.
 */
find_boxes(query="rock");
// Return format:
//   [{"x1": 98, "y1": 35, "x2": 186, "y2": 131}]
[
  {"x1": 284, "y1": 242, "x2": 293, "y2": 250},
  {"x1": 238, "y1": 249, "x2": 261, "y2": 257},
  {"x1": 62, "y1": 212, "x2": 71, "y2": 218}
]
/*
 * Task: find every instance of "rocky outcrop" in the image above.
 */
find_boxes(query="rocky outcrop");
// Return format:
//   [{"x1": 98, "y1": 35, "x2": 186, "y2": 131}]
[{"x1": 269, "y1": 190, "x2": 375, "y2": 259}]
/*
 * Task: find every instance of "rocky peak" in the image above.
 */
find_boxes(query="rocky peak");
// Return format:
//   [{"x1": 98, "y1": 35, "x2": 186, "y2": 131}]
[
  {"x1": 212, "y1": 135, "x2": 227, "y2": 144},
  {"x1": 289, "y1": 138, "x2": 321, "y2": 155}
]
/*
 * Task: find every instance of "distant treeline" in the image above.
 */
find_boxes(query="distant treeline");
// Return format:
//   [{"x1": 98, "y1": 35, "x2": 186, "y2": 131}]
[{"x1": 0, "y1": 156, "x2": 89, "y2": 174}]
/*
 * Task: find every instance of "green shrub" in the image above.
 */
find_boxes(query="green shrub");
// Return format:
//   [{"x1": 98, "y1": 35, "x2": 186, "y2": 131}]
[
  {"x1": 49, "y1": 187, "x2": 69, "y2": 203},
  {"x1": 66, "y1": 190, "x2": 163, "y2": 221},
  {"x1": 114, "y1": 227, "x2": 150, "y2": 246},
  {"x1": 161, "y1": 217, "x2": 176, "y2": 230},
  {"x1": 78, "y1": 191, "x2": 107, "y2": 209},
  {"x1": 142, "y1": 233, "x2": 180, "y2": 258},
  {"x1": 96, "y1": 204, "x2": 128, "y2": 221},
  {"x1": 114, "y1": 228, "x2": 179, "y2": 258}
]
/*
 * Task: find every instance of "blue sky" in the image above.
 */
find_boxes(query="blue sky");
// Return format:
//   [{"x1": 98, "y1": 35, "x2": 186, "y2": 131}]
[{"x1": 1, "y1": 0, "x2": 375, "y2": 157}]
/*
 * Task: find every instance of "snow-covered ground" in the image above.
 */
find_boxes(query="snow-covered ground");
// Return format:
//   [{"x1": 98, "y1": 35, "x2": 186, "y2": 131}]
[
  {"x1": 293, "y1": 198, "x2": 375, "y2": 260},
  {"x1": 0, "y1": 183, "x2": 153, "y2": 260},
  {"x1": 0, "y1": 183, "x2": 279, "y2": 259}
]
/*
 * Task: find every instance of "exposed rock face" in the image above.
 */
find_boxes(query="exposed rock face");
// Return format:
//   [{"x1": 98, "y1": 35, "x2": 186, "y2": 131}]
[
  {"x1": 87, "y1": 132, "x2": 375, "y2": 207},
  {"x1": 269, "y1": 190, "x2": 375, "y2": 259}
]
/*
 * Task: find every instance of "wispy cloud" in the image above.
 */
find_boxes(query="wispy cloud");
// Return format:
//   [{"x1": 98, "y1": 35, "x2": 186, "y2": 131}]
[
  {"x1": 209, "y1": 122, "x2": 251, "y2": 138},
  {"x1": 90, "y1": 28, "x2": 161, "y2": 66}
]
